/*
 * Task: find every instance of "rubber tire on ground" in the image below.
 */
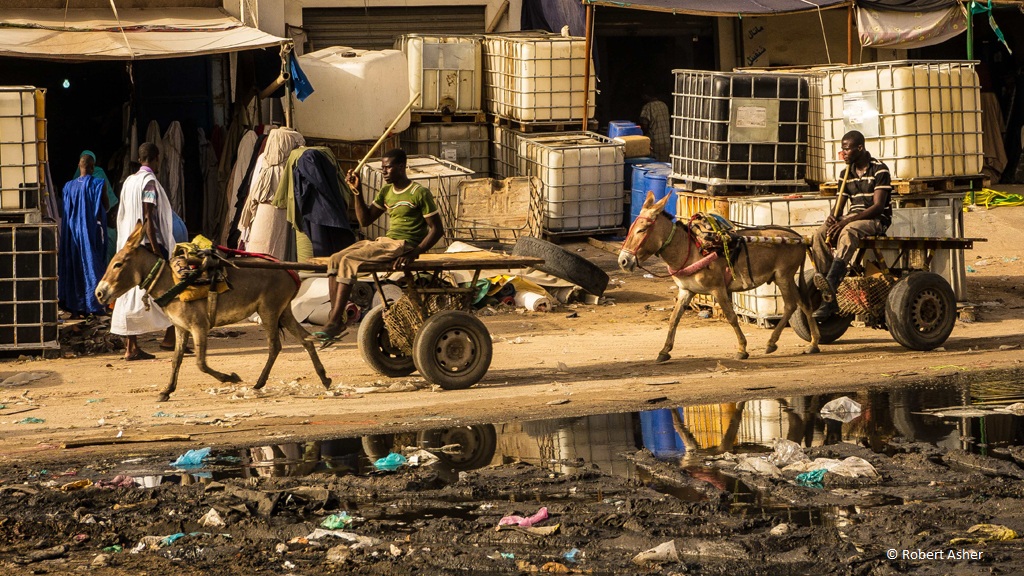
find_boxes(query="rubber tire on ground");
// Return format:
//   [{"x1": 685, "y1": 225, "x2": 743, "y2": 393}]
[
  {"x1": 511, "y1": 236, "x2": 610, "y2": 296},
  {"x1": 790, "y1": 270, "x2": 853, "y2": 345},
  {"x1": 357, "y1": 305, "x2": 416, "y2": 377},
  {"x1": 885, "y1": 271, "x2": 956, "y2": 351},
  {"x1": 412, "y1": 310, "x2": 493, "y2": 390},
  {"x1": 417, "y1": 424, "x2": 498, "y2": 471}
]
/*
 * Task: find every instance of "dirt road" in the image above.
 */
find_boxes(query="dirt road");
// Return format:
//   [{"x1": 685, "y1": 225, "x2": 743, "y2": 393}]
[{"x1": 2, "y1": 202, "x2": 1023, "y2": 460}]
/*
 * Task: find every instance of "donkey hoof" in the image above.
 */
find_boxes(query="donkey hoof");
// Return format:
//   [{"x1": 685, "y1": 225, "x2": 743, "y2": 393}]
[
  {"x1": 735, "y1": 351, "x2": 749, "y2": 360},
  {"x1": 655, "y1": 353, "x2": 671, "y2": 363},
  {"x1": 803, "y1": 345, "x2": 820, "y2": 355},
  {"x1": 223, "y1": 372, "x2": 242, "y2": 384},
  {"x1": 156, "y1": 393, "x2": 170, "y2": 403},
  {"x1": 765, "y1": 343, "x2": 778, "y2": 355},
  {"x1": 322, "y1": 377, "x2": 333, "y2": 389},
  {"x1": 253, "y1": 380, "x2": 266, "y2": 390}
]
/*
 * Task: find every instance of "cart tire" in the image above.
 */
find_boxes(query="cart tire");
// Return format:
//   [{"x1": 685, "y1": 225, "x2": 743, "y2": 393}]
[
  {"x1": 511, "y1": 236, "x2": 609, "y2": 296},
  {"x1": 412, "y1": 311, "x2": 492, "y2": 390},
  {"x1": 885, "y1": 271, "x2": 956, "y2": 351},
  {"x1": 791, "y1": 270, "x2": 852, "y2": 344},
  {"x1": 417, "y1": 424, "x2": 497, "y2": 471},
  {"x1": 358, "y1": 305, "x2": 416, "y2": 377}
]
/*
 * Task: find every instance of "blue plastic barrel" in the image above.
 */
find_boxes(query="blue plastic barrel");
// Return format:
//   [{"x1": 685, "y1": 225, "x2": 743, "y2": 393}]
[
  {"x1": 639, "y1": 409, "x2": 687, "y2": 459},
  {"x1": 608, "y1": 120, "x2": 643, "y2": 139},
  {"x1": 630, "y1": 162, "x2": 675, "y2": 224}
]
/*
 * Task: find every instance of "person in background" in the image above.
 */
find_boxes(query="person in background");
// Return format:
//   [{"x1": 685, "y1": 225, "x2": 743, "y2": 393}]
[
  {"x1": 58, "y1": 153, "x2": 108, "y2": 318},
  {"x1": 73, "y1": 150, "x2": 119, "y2": 262},
  {"x1": 810, "y1": 130, "x2": 893, "y2": 318},
  {"x1": 110, "y1": 142, "x2": 187, "y2": 360},
  {"x1": 639, "y1": 86, "x2": 672, "y2": 162},
  {"x1": 309, "y1": 149, "x2": 443, "y2": 344}
]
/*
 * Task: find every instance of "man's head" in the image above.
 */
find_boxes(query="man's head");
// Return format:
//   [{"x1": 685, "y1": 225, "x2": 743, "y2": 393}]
[
  {"x1": 839, "y1": 130, "x2": 867, "y2": 166},
  {"x1": 139, "y1": 142, "x2": 160, "y2": 170},
  {"x1": 78, "y1": 153, "x2": 95, "y2": 177},
  {"x1": 381, "y1": 148, "x2": 408, "y2": 185}
]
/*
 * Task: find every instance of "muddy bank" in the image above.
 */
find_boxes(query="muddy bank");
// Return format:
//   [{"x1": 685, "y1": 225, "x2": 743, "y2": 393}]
[{"x1": 3, "y1": 377, "x2": 1024, "y2": 575}]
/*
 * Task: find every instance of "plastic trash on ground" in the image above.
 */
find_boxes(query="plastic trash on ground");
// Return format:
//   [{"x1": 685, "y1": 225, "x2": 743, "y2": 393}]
[
  {"x1": 820, "y1": 396, "x2": 862, "y2": 423},
  {"x1": 632, "y1": 540, "x2": 679, "y2": 565},
  {"x1": 768, "y1": 438, "x2": 809, "y2": 467},
  {"x1": 171, "y1": 447, "x2": 211, "y2": 469},
  {"x1": 498, "y1": 506, "x2": 548, "y2": 528},
  {"x1": 301, "y1": 529, "x2": 379, "y2": 549},
  {"x1": 374, "y1": 453, "x2": 408, "y2": 471},
  {"x1": 200, "y1": 508, "x2": 225, "y2": 528},
  {"x1": 796, "y1": 469, "x2": 827, "y2": 487},
  {"x1": 321, "y1": 512, "x2": 353, "y2": 529},
  {"x1": 735, "y1": 456, "x2": 782, "y2": 478}
]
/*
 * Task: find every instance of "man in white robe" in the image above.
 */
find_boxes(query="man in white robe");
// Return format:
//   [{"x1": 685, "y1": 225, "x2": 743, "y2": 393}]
[{"x1": 110, "y1": 142, "x2": 178, "y2": 360}]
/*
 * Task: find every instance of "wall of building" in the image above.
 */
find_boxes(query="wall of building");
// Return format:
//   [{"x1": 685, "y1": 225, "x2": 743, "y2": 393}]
[
  {"x1": 8, "y1": 0, "x2": 220, "y2": 7},
  {"x1": 223, "y1": 0, "x2": 522, "y2": 40}
]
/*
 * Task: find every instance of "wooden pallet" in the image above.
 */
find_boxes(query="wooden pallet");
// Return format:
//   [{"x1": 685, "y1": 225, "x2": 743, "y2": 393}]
[
  {"x1": 818, "y1": 174, "x2": 986, "y2": 197},
  {"x1": 411, "y1": 111, "x2": 487, "y2": 124},
  {"x1": 671, "y1": 178, "x2": 810, "y2": 197},
  {"x1": 0, "y1": 209, "x2": 43, "y2": 224},
  {"x1": 488, "y1": 113, "x2": 597, "y2": 133}
]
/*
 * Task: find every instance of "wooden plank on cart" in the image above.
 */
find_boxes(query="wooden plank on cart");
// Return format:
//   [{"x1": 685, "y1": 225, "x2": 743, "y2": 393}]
[
  {"x1": 307, "y1": 252, "x2": 544, "y2": 273},
  {"x1": 861, "y1": 236, "x2": 985, "y2": 251}
]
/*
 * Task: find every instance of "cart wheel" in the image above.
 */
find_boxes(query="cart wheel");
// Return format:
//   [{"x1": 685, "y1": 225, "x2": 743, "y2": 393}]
[
  {"x1": 412, "y1": 311, "x2": 493, "y2": 390},
  {"x1": 358, "y1": 305, "x2": 415, "y2": 377},
  {"x1": 791, "y1": 270, "x2": 852, "y2": 344},
  {"x1": 885, "y1": 271, "x2": 956, "y2": 351},
  {"x1": 417, "y1": 424, "x2": 497, "y2": 471}
]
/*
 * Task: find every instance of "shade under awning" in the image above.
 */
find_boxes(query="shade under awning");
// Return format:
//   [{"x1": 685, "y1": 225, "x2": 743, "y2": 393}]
[
  {"x1": 581, "y1": 0, "x2": 852, "y2": 17},
  {"x1": 0, "y1": 8, "x2": 288, "y2": 61}
]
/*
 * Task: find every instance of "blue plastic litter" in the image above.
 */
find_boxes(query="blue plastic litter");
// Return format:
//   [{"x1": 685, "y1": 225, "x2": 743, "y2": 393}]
[
  {"x1": 796, "y1": 468, "x2": 827, "y2": 488},
  {"x1": 374, "y1": 453, "x2": 408, "y2": 471},
  {"x1": 160, "y1": 533, "x2": 185, "y2": 546},
  {"x1": 500, "y1": 552, "x2": 515, "y2": 560},
  {"x1": 171, "y1": 448, "x2": 211, "y2": 469},
  {"x1": 564, "y1": 548, "x2": 581, "y2": 563}
]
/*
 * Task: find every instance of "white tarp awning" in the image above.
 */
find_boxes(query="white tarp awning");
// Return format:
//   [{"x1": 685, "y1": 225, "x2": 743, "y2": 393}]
[{"x1": 0, "y1": 8, "x2": 288, "y2": 60}]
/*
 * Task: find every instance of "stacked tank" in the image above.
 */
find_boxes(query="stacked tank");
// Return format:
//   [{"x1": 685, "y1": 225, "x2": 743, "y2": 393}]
[{"x1": 0, "y1": 86, "x2": 58, "y2": 352}]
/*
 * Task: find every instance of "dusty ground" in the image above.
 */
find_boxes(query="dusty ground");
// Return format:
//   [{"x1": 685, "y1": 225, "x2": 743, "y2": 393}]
[{"x1": 1, "y1": 192, "x2": 1023, "y2": 574}]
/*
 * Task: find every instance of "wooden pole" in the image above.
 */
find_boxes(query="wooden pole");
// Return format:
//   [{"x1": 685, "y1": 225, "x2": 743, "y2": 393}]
[
  {"x1": 847, "y1": 4, "x2": 853, "y2": 64},
  {"x1": 353, "y1": 91, "x2": 420, "y2": 176},
  {"x1": 582, "y1": 3, "x2": 594, "y2": 131},
  {"x1": 486, "y1": 0, "x2": 510, "y2": 33},
  {"x1": 229, "y1": 260, "x2": 328, "y2": 272},
  {"x1": 966, "y1": 2, "x2": 974, "y2": 59}
]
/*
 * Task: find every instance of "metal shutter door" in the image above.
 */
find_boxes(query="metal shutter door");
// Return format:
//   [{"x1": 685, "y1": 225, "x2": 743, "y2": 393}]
[{"x1": 302, "y1": 6, "x2": 486, "y2": 52}]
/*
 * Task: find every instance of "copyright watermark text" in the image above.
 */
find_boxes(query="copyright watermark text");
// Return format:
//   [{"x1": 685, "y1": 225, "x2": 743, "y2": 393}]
[{"x1": 886, "y1": 548, "x2": 983, "y2": 561}]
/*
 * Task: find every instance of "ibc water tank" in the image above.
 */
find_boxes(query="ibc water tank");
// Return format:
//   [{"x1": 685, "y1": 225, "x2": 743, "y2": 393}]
[{"x1": 292, "y1": 46, "x2": 411, "y2": 141}]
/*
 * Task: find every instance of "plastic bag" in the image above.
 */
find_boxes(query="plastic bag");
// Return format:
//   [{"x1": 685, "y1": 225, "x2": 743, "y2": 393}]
[
  {"x1": 768, "y1": 438, "x2": 809, "y2": 467},
  {"x1": 736, "y1": 456, "x2": 782, "y2": 477},
  {"x1": 171, "y1": 447, "x2": 211, "y2": 469},
  {"x1": 820, "y1": 396, "x2": 862, "y2": 423},
  {"x1": 373, "y1": 453, "x2": 407, "y2": 471},
  {"x1": 829, "y1": 456, "x2": 878, "y2": 478}
]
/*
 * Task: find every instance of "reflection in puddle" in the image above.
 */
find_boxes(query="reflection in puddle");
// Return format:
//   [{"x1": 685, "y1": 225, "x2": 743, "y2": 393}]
[{"x1": 114, "y1": 376, "x2": 1023, "y2": 527}]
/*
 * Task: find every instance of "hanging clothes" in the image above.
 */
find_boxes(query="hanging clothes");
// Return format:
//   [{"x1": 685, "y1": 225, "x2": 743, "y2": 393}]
[
  {"x1": 239, "y1": 127, "x2": 304, "y2": 258},
  {"x1": 144, "y1": 120, "x2": 163, "y2": 157},
  {"x1": 219, "y1": 130, "x2": 258, "y2": 245},
  {"x1": 198, "y1": 128, "x2": 222, "y2": 238},
  {"x1": 58, "y1": 174, "x2": 107, "y2": 315},
  {"x1": 226, "y1": 133, "x2": 268, "y2": 248},
  {"x1": 110, "y1": 167, "x2": 175, "y2": 337},
  {"x1": 274, "y1": 147, "x2": 355, "y2": 257},
  {"x1": 162, "y1": 121, "x2": 185, "y2": 217}
]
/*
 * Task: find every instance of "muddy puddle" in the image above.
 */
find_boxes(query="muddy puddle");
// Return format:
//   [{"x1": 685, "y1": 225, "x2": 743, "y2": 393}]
[{"x1": 3, "y1": 373, "x2": 1024, "y2": 574}]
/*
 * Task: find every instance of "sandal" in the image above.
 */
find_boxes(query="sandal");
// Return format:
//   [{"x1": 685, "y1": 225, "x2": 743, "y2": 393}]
[
  {"x1": 125, "y1": 349, "x2": 156, "y2": 361},
  {"x1": 304, "y1": 330, "x2": 348, "y2": 348}
]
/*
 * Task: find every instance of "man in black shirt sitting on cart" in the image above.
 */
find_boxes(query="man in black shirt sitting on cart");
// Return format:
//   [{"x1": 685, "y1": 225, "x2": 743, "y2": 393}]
[{"x1": 810, "y1": 130, "x2": 893, "y2": 318}]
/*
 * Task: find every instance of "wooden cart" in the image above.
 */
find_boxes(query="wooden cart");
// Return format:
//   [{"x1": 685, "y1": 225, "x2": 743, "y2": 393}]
[
  {"x1": 308, "y1": 252, "x2": 543, "y2": 390},
  {"x1": 791, "y1": 236, "x2": 985, "y2": 350}
]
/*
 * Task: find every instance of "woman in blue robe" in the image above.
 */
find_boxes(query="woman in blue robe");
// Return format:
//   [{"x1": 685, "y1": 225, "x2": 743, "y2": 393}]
[{"x1": 58, "y1": 153, "x2": 108, "y2": 316}]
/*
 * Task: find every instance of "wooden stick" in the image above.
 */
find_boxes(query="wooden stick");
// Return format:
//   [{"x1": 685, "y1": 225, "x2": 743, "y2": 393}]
[
  {"x1": 353, "y1": 92, "x2": 421, "y2": 177},
  {"x1": 230, "y1": 260, "x2": 327, "y2": 272},
  {"x1": 486, "y1": 0, "x2": 510, "y2": 33}
]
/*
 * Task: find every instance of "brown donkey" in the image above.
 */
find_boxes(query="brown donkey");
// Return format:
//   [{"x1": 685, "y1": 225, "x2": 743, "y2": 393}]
[
  {"x1": 95, "y1": 222, "x2": 331, "y2": 401},
  {"x1": 618, "y1": 192, "x2": 820, "y2": 362}
]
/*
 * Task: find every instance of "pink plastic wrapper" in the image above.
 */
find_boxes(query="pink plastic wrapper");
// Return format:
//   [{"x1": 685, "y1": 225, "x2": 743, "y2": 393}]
[{"x1": 498, "y1": 506, "x2": 548, "y2": 527}]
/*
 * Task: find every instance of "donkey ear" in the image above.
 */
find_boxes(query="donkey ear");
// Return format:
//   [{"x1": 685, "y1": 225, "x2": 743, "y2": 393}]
[
  {"x1": 652, "y1": 193, "x2": 671, "y2": 213},
  {"x1": 126, "y1": 220, "x2": 146, "y2": 248},
  {"x1": 642, "y1": 191, "x2": 657, "y2": 209}
]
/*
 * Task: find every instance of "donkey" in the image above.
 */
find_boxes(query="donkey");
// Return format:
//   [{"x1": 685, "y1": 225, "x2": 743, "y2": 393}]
[
  {"x1": 95, "y1": 221, "x2": 331, "y2": 402},
  {"x1": 618, "y1": 192, "x2": 820, "y2": 362}
]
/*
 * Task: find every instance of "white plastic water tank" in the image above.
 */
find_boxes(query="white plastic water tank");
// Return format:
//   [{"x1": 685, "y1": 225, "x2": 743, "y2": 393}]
[
  {"x1": 518, "y1": 132, "x2": 623, "y2": 233},
  {"x1": 292, "y1": 46, "x2": 411, "y2": 141},
  {"x1": 483, "y1": 32, "x2": 596, "y2": 123},
  {"x1": 396, "y1": 35, "x2": 482, "y2": 115},
  {"x1": 821, "y1": 61, "x2": 982, "y2": 180},
  {"x1": 0, "y1": 86, "x2": 39, "y2": 211}
]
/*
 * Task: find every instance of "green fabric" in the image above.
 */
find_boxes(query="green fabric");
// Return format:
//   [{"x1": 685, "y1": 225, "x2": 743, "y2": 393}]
[
  {"x1": 295, "y1": 229, "x2": 313, "y2": 262},
  {"x1": 273, "y1": 145, "x2": 350, "y2": 231},
  {"x1": 373, "y1": 182, "x2": 437, "y2": 244}
]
